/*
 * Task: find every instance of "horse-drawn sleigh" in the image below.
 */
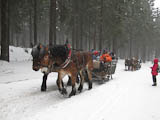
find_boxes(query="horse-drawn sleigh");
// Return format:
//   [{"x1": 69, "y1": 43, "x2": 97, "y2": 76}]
[
  {"x1": 125, "y1": 58, "x2": 141, "y2": 71},
  {"x1": 31, "y1": 43, "x2": 117, "y2": 97}
]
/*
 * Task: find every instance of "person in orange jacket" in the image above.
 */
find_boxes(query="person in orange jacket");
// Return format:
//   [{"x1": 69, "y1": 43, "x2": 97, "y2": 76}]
[
  {"x1": 100, "y1": 54, "x2": 106, "y2": 61},
  {"x1": 100, "y1": 52, "x2": 112, "y2": 62},
  {"x1": 105, "y1": 54, "x2": 112, "y2": 62}
]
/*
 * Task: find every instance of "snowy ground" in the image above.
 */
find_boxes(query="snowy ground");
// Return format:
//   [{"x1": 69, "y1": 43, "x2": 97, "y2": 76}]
[{"x1": 1, "y1": 47, "x2": 160, "y2": 120}]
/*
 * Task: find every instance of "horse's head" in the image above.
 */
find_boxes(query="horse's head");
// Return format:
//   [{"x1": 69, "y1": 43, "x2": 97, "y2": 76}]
[
  {"x1": 39, "y1": 46, "x2": 51, "y2": 68},
  {"x1": 31, "y1": 44, "x2": 41, "y2": 71},
  {"x1": 31, "y1": 44, "x2": 49, "y2": 71}
]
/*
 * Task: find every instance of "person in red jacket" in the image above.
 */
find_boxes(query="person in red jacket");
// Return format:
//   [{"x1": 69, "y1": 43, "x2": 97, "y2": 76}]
[{"x1": 151, "y1": 58, "x2": 159, "y2": 86}]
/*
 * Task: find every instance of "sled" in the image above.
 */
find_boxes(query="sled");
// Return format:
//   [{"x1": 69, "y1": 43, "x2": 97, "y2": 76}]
[{"x1": 92, "y1": 59, "x2": 117, "y2": 84}]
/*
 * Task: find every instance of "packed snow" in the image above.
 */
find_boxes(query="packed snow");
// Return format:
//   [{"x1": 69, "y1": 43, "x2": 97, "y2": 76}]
[{"x1": 0, "y1": 46, "x2": 160, "y2": 120}]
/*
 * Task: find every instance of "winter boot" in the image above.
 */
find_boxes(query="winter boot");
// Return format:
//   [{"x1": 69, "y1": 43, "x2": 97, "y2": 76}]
[{"x1": 152, "y1": 82, "x2": 157, "y2": 86}]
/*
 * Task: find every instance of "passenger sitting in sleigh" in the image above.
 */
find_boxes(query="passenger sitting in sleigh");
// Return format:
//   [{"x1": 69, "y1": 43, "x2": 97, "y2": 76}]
[
  {"x1": 100, "y1": 50, "x2": 112, "y2": 63},
  {"x1": 98, "y1": 50, "x2": 112, "y2": 71},
  {"x1": 92, "y1": 49, "x2": 100, "y2": 60}
]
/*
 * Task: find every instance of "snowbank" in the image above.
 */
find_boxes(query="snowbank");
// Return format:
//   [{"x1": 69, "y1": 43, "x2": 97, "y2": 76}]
[
  {"x1": 0, "y1": 60, "x2": 14, "y2": 74},
  {"x1": 9, "y1": 46, "x2": 32, "y2": 62},
  {"x1": 0, "y1": 46, "x2": 32, "y2": 78}
]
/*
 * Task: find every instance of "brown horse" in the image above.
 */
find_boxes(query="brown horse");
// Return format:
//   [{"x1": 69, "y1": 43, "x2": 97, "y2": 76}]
[
  {"x1": 125, "y1": 58, "x2": 132, "y2": 71},
  {"x1": 125, "y1": 58, "x2": 141, "y2": 71},
  {"x1": 31, "y1": 44, "x2": 75, "y2": 91},
  {"x1": 39, "y1": 45, "x2": 93, "y2": 97},
  {"x1": 131, "y1": 58, "x2": 140, "y2": 71}
]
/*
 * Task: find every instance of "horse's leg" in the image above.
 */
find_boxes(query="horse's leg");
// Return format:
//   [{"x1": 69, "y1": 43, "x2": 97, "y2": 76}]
[
  {"x1": 78, "y1": 70, "x2": 85, "y2": 92},
  {"x1": 67, "y1": 76, "x2": 72, "y2": 86},
  {"x1": 131, "y1": 65, "x2": 133, "y2": 71},
  {"x1": 41, "y1": 74, "x2": 48, "y2": 91},
  {"x1": 84, "y1": 70, "x2": 89, "y2": 82},
  {"x1": 56, "y1": 72, "x2": 67, "y2": 95},
  {"x1": 134, "y1": 65, "x2": 136, "y2": 71},
  {"x1": 67, "y1": 74, "x2": 79, "y2": 85},
  {"x1": 132, "y1": 66, "x2": 134, "y2": 71},
  {"x1": 86, "y1": 69, "x2": 92, "y2": 90},
  {"x1": 76, "y1": 73, "x2": 80, "y2": 84},
  {"x1": 69, "y1": 75, "x2": 76, "y2": 97}
]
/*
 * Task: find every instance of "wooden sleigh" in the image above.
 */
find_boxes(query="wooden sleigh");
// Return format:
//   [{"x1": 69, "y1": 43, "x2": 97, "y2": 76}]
[{"x1": 92, "y1": 59, "x2": 117, "y2": 84}]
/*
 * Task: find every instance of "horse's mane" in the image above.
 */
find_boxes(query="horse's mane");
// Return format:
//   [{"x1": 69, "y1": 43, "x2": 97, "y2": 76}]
[{"x1": 49, "y1": 45, "x2": 69, "y2": 62}]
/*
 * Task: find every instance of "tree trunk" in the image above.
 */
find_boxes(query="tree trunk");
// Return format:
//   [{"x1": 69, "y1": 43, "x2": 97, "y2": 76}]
[
  {"x1": 33, "y1": 0, "x2": 37, "y2": 45},
  {"x1": 79, "y1": 0, "x2": 84, "y2": 50},
  {"x1": 1, "y1": 0, "x2": 9, "y2": 61},
  {"x1": 0, "y1": 0, "x2": 1, "y2": 45},
  {"x1": 129, "y1": 32, "x2": 133, "y2": 58},
  {"x1": 10, "y1": 27, "x2": 13, "y2": 45},
  {"x1": 29, "y1": 0, "x2": 33, "y2": 47},
  {"x1": 88, "y1": 17, "x2": 91, "y2": 51},
  {"x1": 112, "y1": 38, "x2": 117, "y2": 55},
  {"x1": 99, "y1": 0, "x2": 103, "y2": 50},
  {"x1": 75, "y1": 17, "x2": 79, "y2": 49},
  {"x1": 93, "y1": 25, "x2": 96, "y2": 50},
  {"x1": 155, "y1": 47, "x2": 159, "y2": 58},
  {"x1": 142, "y1": 46, "x2": 146, "y2": 63},
  {"x1": 71, "y1": 16, "x2": 75, "y2": 49},
  {"x1": 49, "y1": 0, "x2": 56, "y2": 45},
  {"x1": 80, "y1": 16, "x2": 83, "y2": 49}
]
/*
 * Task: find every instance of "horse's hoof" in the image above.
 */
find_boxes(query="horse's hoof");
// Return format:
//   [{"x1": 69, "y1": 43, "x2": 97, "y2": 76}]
[
  {"x1": 69, "y1": 91, "x2": 76, "y2": 97},
  {"x1": 88, "y1": 83, "x2": 92, "y2": 90},
  {"x1": 61, "y1": 88, "x2": 67, "y2": 95},
  {"x1": 41, "y1": 87, "x2": 46, "y2": 92},
  {"x1": 67, "y1": 80, "x2": 72, "y2": 86},
  {"x1": 88, "y1": 86, "x2": 92, "y2": 90},
  {"x1": 78, "y1": 85, "x2": 83, "y2": 92}
]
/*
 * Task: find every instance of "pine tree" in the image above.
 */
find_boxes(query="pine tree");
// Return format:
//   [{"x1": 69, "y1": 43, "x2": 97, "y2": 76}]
[{"x1": 1, "y1": 0, "x2": 9, "y2": 61}]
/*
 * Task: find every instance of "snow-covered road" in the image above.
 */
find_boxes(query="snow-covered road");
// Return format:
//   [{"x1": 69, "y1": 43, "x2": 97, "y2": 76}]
[{"x1": 1, "y1": 60, "x2": 160, "y2": 120}]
